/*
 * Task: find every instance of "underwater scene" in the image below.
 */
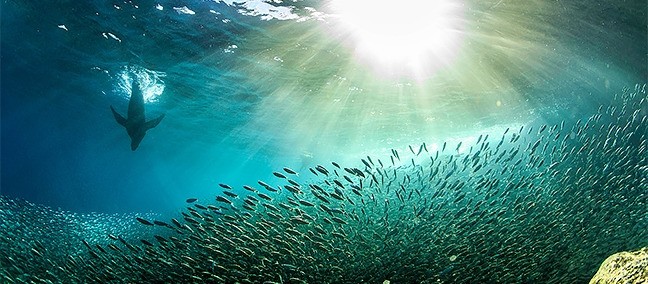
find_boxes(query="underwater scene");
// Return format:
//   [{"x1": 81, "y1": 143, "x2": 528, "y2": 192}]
[{"x1": 1, "y1": 0, "x2": 647, "y2": 283}]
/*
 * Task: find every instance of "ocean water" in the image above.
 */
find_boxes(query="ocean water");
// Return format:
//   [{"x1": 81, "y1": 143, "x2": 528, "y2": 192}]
[{"x1": 1, "y1": 0, "x2": 647, "y2": 283}]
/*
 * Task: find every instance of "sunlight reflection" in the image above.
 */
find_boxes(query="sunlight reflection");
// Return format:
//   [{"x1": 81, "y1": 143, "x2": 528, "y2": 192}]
[{"x1": 328, "y1": 0, "x2": 467, "y2": 80}]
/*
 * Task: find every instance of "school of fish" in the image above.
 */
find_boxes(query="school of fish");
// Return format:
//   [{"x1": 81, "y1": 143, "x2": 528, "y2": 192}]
[{"x1": 1, "y1": 84, "x2": 647, "y2": 283}]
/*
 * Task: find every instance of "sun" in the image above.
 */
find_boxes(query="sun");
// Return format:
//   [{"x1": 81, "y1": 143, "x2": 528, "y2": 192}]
[{"x1": 328, "y1": 0, "x2": 466, "y2": 80}]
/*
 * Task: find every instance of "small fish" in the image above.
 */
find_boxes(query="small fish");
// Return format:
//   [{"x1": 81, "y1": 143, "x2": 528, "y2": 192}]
[
  {"x1": 258, "y1": 180, "x2": 271, "y2": 188},
  {"x1": 330, "y1": 192, "x2": 344, "y2": 201},
  {"x1": 331, "y1": 216, "x2": 348, "y2": 224},
  {"x1": 31, "y1": 247, "x2": 43, "y2": 257},
  {"x1": 171, "y1": 218, "x2": 183, "y2": 228},
  {"x1": 242, "y1": 185, "x2": 257, "y2": 192},
  {"x1": 266, "y1": 211, "x2": 281, "y2": 220},
  {"x1": 415, "y1": 206, "x2": 426, "y2": 217},
  {"x1": 287, "y1": 198, "x2": 299, "y2": 207},
  {"x1": 312, "y1": 192, "x2": 330, "y2": 204},
  {"x1": 274, "y1": 203, "x2": 289, "y2": 211},
  {"x1": 154, "y1": 235, "x2": 168, "y2": 243},
  {"x1": 264, "y1": 185, "x2": 279, "y2": 192},
  {"x1": 315, "y1": 165, "x2": 329, "y2": 176},
  {"x1": 107, "y1": 244, "x2": 121, "y2": 252},
  {"x1": 288, "y1": 179, "x2": 300, "y2": 187},
  {"x1": 539, "y1": 124, "x2": 547, "y2": 134},
  {"x1": 548, "y1": 162, "x2": 560, "y2": 170},
  {"x1": 285, "y1": 185, "x2": 301, "y2": 194},
  {"x1": 243, "y1": 198, "x2": 256, "y2": 206},
  {"x1": 88, "y1": 250, "x2": 100, "y2": 259},
  {"x1": 299, "y1": 199, "x2": 315, "y2": 207},
  {"x1": 218, "y1": 183, "x2": 232, "y2": 190},
  {"x1": 136, "y1": 217, "x2": 154, "y2": 226},
  {"x1": 257, "y1": 192, "x2": 272, "y2": 201},
  {"x1": 273, "y1": 172, "x2": 287, "y2": 179},
  {"x1": 184, "y1": 216, "x2": 199, "y2": 224},
  {"x1": 290, "y1": 216, "x2": 309, "y2": 225},
  {"x1": 215, "y1": 196, "x2": 232, "y2": 204},
  {"x1": 186, "y1": 198, "x2": 198, "y2": 203},
  {"x1": 283, "y1": 167, "x2": 298, "y2": 175},
  {"x1": 153, "y1": 220, "x2": 171, "y2": 227},
  {"x1": 262, "y1": 203, "x2": 280, "y2": 212},
  {"x1": 362, "y1": 159, "x2": 372, "y2": 169}
]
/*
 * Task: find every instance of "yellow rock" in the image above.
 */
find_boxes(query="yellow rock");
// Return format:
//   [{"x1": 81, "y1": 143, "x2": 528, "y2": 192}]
[{"x1": 590, "y1": 247, "x2": 648, "y2": 284}]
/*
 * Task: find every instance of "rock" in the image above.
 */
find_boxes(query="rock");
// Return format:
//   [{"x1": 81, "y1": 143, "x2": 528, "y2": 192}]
[{"x1": 590, "y1": 247, "x2": 648, "y2": 284}]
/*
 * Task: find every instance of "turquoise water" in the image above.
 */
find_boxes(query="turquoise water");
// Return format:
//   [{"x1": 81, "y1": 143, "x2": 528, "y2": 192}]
[{"x1": 1, "y1": 0, "x2": 647, "y2": 283}]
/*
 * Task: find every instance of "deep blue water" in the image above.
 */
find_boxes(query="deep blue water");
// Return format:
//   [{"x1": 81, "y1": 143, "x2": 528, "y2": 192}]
[{"x1": 1, "y1": 0, "x2": 646, "y2": 216}]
